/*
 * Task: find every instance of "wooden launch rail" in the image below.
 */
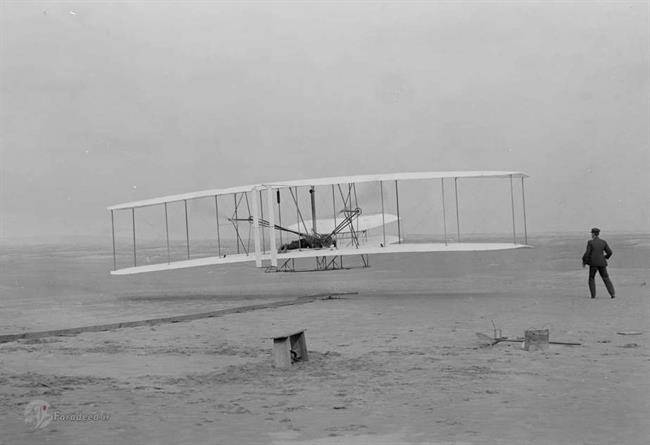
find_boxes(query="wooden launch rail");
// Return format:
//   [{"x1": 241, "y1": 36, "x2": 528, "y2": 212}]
[{"x1": 0, "y1": 292, "x2": 356, "y2": 344}]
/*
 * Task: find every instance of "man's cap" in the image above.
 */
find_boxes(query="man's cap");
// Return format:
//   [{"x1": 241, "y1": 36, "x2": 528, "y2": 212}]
[{"x1": 591, "y1": 227, "x2": 600, "y2": 235}]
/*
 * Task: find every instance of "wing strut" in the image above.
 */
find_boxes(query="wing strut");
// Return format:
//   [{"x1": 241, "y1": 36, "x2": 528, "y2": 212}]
[
  {"x1": 379, "y1": 181, "x2": 386, "y2": 246},
  {"x1": 184, "y1": 199, "x2": 190, "y2": 259},
  {"x1": 309, "y1": 186, "x2": 317, "y2": 234},
  {"x1": 352, "y1": 183, "x2": 360, "y2": 236},
  {"x1": 337, "y1": 184, "x2": 350, "y2": 210},
  {"x1": 521, "y1": 177, "x2": 528, "y2": 245},
  {"x1": 331, "y1": 185, "x2": 337, "y2": 235},
  {"x1": 244, "y1": 193, "x2": 253, "y2": 254},
  {"x1": 164, "y1": 203, "x2": 171, "y2": 263},
  {"x1": 441, "y1": 178, "x2": 447, "y2": 246},
  {"x1": 131, "y1": 208, "x2": 137, "y2": 266},
  {"x1": 251, "y1": 188, "x2": 262, "y2": 267},
  {"x1": 266, "y1": 187, "x2": 277, "y2": 267},
  {"x1": 336, "y1": 183, "x2": 358, "y2": 244},
  {"x1": 454, "y1": 177, "x2": 461, "y2": 242},
  {"x1": 291, "y1": 187, "x2": 313, "y2": 236},
  {"x1": 214, "y1": 196, "x2": 221, "y2": 257},
  {"x1": 111, "y1": 210, "x2": 116, "y2": 270},
  {"x1": 258, "y1": 190, "x2": 265, "y2": 252},
  {"x1": 233, "y1": 194, "x2": 240, "y2": 254},
  {"x1": 277, "y1": 190, "x2": 283, "y2": 246},
  {"x1": 509, "y1": 175, "x2": 516, "y2": 244},
  {"x1": 231, "y1": 193, "x2": 250, "y2": 255},
  {"x1": 395, "y1": 180, "x2": 401, "y2": 244},
  {"x1": 294, "y1": 187, "x2": 300, "y2": 244}
]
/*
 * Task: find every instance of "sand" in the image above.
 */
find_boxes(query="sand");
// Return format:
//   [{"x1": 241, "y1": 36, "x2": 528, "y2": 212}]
[{"x1": 0, "y1": 233, "x2": 649, "y2": 444}]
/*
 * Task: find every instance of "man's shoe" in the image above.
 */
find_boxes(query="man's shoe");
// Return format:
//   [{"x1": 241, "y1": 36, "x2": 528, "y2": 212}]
[
  {"x1": 591, "y1": 296, "x2": 595, "y2": 299},
  {"x1": 611, "y1": 295, "x2": 615, "y2": 299}
]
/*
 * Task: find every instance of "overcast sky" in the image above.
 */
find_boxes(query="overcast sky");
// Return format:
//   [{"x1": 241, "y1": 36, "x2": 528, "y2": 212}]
[{"x1": 1, "y1": 1, "x2": 648, "y2": 241}]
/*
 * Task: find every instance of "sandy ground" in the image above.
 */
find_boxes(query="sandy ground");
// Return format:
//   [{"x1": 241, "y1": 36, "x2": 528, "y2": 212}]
[{"x1": 0, "y1": 233, "x2": 649, "y2": 444}]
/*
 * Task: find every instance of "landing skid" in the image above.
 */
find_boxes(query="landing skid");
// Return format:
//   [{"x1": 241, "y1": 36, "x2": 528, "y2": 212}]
[
  {"x1": 265, "y1": 254, "x2": 370, "y2": 273},
  {"x1": 265, "y1": 258, "x2": 296, "y2": 273}
]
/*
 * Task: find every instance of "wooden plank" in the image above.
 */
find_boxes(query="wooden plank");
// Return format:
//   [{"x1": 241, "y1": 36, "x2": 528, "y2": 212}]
[
  {"x1": 270, "y1": 329, "x2": 305, "y2": 340},
  {"x1": 290, "y1": 331, "x2": 309, "y2": 362},
  {"x1": 273, "y1": 338, "x2": 292, "y2": 368}
]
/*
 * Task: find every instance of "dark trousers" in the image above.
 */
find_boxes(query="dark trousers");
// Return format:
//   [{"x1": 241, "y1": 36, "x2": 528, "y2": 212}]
[{"x1": 588, "y1": 266, "x2": 615, "y2": 298}]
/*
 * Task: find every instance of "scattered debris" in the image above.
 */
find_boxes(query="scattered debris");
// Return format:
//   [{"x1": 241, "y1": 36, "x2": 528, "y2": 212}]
[
  {"x1": 616, "y1": 332, "x2": 643, "y2": 336},
  {"x1": 620, "y1": 343, "x2": 639, "y2": 348},
  {"x1": 475, "y1": 332, "x2": 510, "y2": 347},
  {"x1": 476, "y1": 323, "x2": 581, "y2": 348}
]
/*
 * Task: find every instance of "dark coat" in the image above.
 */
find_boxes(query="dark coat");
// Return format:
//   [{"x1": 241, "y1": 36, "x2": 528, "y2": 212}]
[{"x1": 582, "y1": 237, "x2": 613, "y2": 267}]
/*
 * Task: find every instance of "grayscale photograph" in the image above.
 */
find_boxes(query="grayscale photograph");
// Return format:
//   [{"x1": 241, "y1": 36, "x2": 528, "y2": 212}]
[{"x1": 1, "y1": 1, "x2": 648, "y2": 444}]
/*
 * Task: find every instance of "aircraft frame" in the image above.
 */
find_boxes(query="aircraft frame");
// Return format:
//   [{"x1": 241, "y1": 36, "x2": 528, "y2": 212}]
[{"x1": 107, "y1": 171, "x2": 530, "y2": 275}]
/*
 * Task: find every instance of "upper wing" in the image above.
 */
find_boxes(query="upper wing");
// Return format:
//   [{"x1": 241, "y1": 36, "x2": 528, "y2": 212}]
[
  {"x1": 107, "y1": 171, "x2": 527, "y2": 211},
  {"x1": 263, "y1": 171, "x2": 528, "y2": 189}
]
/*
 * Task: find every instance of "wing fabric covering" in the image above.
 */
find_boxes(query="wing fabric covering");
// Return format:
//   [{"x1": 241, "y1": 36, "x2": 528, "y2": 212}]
[{"x1": 108, "y1": 171, "x2": 530, "y2": 275}]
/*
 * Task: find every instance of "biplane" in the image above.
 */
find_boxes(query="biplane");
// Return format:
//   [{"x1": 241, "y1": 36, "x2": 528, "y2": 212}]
[{"x1": 108, "y1": 171, "x2": 530, "y2": 275}]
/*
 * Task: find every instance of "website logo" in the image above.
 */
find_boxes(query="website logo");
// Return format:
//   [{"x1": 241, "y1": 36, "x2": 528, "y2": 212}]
[{"x1": 24, "y1": 400, "x2": 52, "y2": 431}]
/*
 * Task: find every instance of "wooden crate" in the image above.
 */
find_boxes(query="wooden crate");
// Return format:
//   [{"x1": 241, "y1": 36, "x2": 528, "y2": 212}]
[{"x1": 271, "y1": 330, "x2": 308, "y2": 368}]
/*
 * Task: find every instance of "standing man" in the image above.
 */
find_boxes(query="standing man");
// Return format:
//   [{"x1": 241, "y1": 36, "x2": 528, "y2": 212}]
[{"x1": 582, "y1": 227, "x2": 616, "y2": 299}]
